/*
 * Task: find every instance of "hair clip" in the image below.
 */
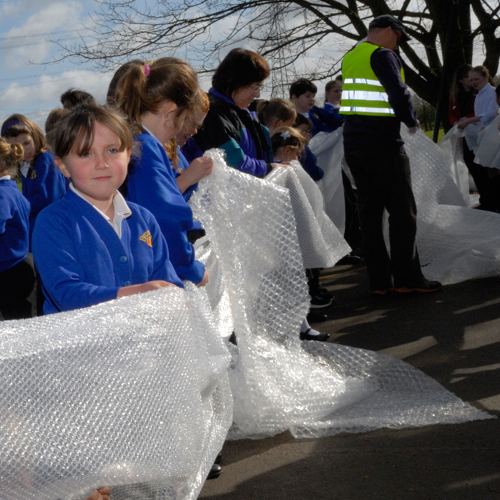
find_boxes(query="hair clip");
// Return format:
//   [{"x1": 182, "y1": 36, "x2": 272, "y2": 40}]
[
  {"x1": 144, "y1": 64, "x2": 151, "y2": 77},
  {"x1": 281, "y1": 130, "x2": 290, "y2": 140}
]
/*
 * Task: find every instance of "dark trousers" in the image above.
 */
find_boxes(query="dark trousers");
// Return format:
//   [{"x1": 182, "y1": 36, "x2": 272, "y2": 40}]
[
  {"x1": 344, "y1": 150, "x2": 424, "y2": 290},
  {"x1": 0, "y1": 259, "x2": 35, "y2": 320}
]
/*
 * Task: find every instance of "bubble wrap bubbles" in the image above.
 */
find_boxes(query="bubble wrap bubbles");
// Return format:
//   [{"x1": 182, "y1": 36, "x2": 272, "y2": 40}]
[
  {"x1": 474, "y1": 114, "x2": 500, "y2": 169},
  {"x1": 190, "y1": 150, "x2": 492, "y2": 440},
  {"x1": 310, "y1": 129, "x2": 347, "y2": 233},
  {"x1": 439, "y1": 125, "x2": 473, "y2": 202},
  {"x1": 266, "y1": 161, "x2": 350, "y2": 268},
  {"x1": 0, "y1": 285, "x2": 232, "y2": 500},
  {"x1": 401, "y1": 128, "x2": 500, "y2": 284}
]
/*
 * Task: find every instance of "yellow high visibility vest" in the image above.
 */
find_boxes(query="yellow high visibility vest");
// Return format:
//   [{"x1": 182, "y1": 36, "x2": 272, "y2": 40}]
[{"x1": 340, "y1": 42, "x2": 405, "y2": 117}]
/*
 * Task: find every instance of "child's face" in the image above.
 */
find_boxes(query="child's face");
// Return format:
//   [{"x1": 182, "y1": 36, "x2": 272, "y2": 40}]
[
  {"x1": 5, "y1": 133, "x2": 35, "y2": 162},
  {"x1": 325, "y1": 85, "x2": 342, "y2": 104},
  {"x1": 295, "y1": 124, "x2": 312, "y2": 144},
  {"x1": 56, "y1": 122, "x2": 130, "y2": 208},
  {"x1": 292, "y1": 92, "x2": 315, "y2": 113},
  {"x1": 176, "y1": 110, "x2": 207, "y2": 146},
  {"x1": 469, "y1": 71, "x2": 488, "y2": 91}
]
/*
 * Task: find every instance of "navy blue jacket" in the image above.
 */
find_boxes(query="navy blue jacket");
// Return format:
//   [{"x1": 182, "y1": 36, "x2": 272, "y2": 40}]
[{"x1": 190, "y1": 88, "x2": 273, "y2": 177}]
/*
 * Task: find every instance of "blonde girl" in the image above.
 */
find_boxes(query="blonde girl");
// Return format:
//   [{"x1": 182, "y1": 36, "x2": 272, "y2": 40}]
[
  {"x1": 112, "y1": 57, "x2": 208, "y2": 286},
  {"x1": 271, "y1": 126, "x2": 306, "y2": 162}
]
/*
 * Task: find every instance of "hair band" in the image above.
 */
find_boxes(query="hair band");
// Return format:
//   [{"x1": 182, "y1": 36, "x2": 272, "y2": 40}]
[
  {"x1": 281, "y1": 130, "x2": 291, "y2": 140},
  {"x1": 144, "y1": 64, "x2": 151, "y2": 77},
  {"x1": 1, "y1": 119, "x2": 25, "y2": 136}
]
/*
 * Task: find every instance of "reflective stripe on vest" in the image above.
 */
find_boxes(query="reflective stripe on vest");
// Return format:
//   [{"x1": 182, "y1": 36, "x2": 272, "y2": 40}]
[{"x1": 340, "y1": 42, "x2": 405, "y2": 117}]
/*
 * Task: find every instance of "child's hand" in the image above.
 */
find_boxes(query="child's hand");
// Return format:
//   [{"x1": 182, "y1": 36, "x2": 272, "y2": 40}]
[
  {"x1": 117, "y1": 280, "x2": 177, "y2": 298},
  {"x1": 271, "y1": 162, "x2": 288, "y2": 169},
  {"x1": 197, "y1": 269, "x2": 209, "y2": 287},
  {"x1": 176, "y1": 157, "x2": 213, "y2": 193},
  {"x1": 84, "y1": 487, "x2": 111, "y2": 500}
]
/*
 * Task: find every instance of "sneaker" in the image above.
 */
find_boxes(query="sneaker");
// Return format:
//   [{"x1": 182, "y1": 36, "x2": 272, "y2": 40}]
[
  {"x1": 310, "y1": 294, "x2": 333, "y2": 308},
  {"x1": 318, "y1": 287, "x2": 335, "y2": 300},
  {"x1": 392, "y1": 279, "x2": 442, "y2": 294}
]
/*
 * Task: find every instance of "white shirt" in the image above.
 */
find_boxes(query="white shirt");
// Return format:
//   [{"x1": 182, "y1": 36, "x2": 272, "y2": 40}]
[
  {"x1": 69, "y1": 183, "x2": 132, "y2": 238},
  {"x1": 475, "y1": 83, "x2": 498, "y2": 128}
]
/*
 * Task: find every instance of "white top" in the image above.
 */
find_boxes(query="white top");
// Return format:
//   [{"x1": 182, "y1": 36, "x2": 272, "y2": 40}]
[
  {"x1": 0, "y1": 175, "x2": 11, "y2": 180},
  {"x1": 70, "y1": 183, "x2": 132, "y2": 238},
  {"x1": 474, "y1": 83, "x2": 498, "y2": 128}
]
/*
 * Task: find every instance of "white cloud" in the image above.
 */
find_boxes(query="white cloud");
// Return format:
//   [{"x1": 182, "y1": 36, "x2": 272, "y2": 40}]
[{"x1": 2, "y1": 2, "x2": 85, "y2": 69}]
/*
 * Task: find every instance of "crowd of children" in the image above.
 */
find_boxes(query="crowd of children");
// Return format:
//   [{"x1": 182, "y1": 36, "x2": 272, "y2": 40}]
[{"x1": 1, "y1": 47, "x2": 500, "y2": 497}]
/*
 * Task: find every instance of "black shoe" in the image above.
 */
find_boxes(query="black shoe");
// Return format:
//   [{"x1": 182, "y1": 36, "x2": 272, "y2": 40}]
[
  {"x1": 207, "y1": 463, "x2": 222, "y2": 480},
  {"x1": 300, "y1": 328, "x2": 330, "y2": 341},
  {"x1": 318, "y1": 287, "x2": 335, "y2": 300},
  {"x1": 214, "y1": 453, "x2": 223, "y2": 464},
  {"x1": 307, "y1": 311, "x2": 329, "y2": 323},
  {"x1": 337, "y1": 254, "x2": 362, "y2": 265},
  {"x1": 392, "y1": 279, "x2": 442, "y2": 294},
  {"x1": 310, "y1": 294, "x2": 333, "y2": 309}
]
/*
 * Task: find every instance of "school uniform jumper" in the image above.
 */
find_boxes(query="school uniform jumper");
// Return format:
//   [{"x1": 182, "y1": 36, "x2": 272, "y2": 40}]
[
  {"x1": 308, "y1": 105, "x2": 344, "y2": 136},
  {"x1": 32, "y1": 189, "x2": 183, "y2": 314},
  {"x1": 127, "y1": 131, "x2": 205, "y2": 284},
  {"x1": 0, "y1": 178, "x2": 34, "y2": 318},
  {"x1": 22, "y1": 151, "x2": 67, "y2": 241}
]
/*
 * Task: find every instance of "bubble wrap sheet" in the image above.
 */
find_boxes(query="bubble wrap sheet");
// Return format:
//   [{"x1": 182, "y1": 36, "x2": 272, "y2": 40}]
[
  {"x1": 311, "y1": 126, "x2": 500, "y2": 285},
  {"x1": 474, "y1": 114, "x2": 500, "y2": 169},
  {"x1": 266, "y1": 161, "x2": 350, "y2": 268},
  {"x1": 309, "y1": 129, "x2": 347, "y2": 234},
  {"x1": 439, "y1": 125, "x2": 473, "y2": 203},
  {"x1": 190, "y1": 150, "x2": 491, "y2": 441},
  {"x1": 0, "y1": 286, "x2": 233, "y2": 500}
]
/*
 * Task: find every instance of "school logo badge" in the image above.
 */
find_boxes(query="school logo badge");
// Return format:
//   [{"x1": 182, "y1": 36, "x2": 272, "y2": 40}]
[
  {"x1": 30, "y1": 170, "x2": 37, "y2": 179},
  {"x1": 139, "y1": 230, "x2": 153, "y2": 247}
]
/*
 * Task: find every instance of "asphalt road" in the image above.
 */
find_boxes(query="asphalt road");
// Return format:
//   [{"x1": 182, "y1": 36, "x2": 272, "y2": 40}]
[{"x1": 199, "y1": 263, "x2": 500, "y2": 500}]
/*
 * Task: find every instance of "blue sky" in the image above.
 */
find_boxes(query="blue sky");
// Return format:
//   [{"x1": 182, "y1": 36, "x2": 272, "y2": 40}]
[{"x1": 0, "y1": 0, "x2": 117, "y2": 128}]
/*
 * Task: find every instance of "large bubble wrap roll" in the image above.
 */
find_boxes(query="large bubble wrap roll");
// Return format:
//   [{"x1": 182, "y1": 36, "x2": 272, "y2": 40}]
[
  {"x1": 191, "y1": 150, "x2": 492, "y2": 441},
  {"x1": 0, "y1": 285, "x2": 233, "y2": 500}
]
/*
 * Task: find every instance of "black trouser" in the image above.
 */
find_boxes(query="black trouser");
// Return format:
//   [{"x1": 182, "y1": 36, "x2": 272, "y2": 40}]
[
  {"x1": 0, "y1": 258, "x2": 35, "y2": 320},
  {"x1": 344, "y1": 150, "x2": 424, "y2": 290},
  {"x1": 463, "y1": 140, "x2": 500, "y2": 212}
]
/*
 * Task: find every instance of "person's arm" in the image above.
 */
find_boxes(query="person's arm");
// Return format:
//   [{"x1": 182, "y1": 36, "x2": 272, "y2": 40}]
[
  {"x1": 176, "y1": 156, "x2": 213, "y2": 194},
  {"x1": 129, "y1": 137, "x2": 206, "y2": 284},
  {"x1": 370, "y1": 49, "x2": 418, "y2": 129}
]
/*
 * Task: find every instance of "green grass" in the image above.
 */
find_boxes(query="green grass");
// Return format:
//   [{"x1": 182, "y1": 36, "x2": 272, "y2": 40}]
[{"x1": 424, "y1": 128, "x2": 445, "y2": 143}]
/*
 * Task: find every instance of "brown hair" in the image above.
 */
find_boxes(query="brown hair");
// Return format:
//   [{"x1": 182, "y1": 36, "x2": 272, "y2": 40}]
[
  {"x1": 0, "y1": 138, "x2": 23, "y2": 177},
  {"x1": 271, "y1": 126, "x2": 305, "y2": 157},
  {"x1": 114, "y1": 57, "x2": 199, "y2": 134},
  {"x1": 49, "y1": 104, "x2": 134, "y2": 159},
  {"x1": 1, "y1": 114, "x2": 47, "y2": 165},
  {"x1": 256, "y1": 98, "x2": 297, "y2": 128},
  {"x1": 45, "y1": 108, "x2": 70, "y2": 135},
  {"x1": 450, "y1": 64, "x2": 473, "y2": 102},
  {"x1": 166, "y1": 88, "x2": 210, "y2": 170},
  {"x1": 212, "y1": 48, "x2": 270, "y2": 99},
  {"x1": 107, "y1": 59, "x2": 145, "y2": 106}
]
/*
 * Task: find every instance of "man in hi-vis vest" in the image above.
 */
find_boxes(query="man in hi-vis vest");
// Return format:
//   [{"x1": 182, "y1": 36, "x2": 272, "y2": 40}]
[{"x1": 340, "y1": 15, "x2": 441, "y2": 295}]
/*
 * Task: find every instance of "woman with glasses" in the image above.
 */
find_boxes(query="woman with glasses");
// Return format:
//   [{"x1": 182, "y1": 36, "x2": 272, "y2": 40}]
[{"x1": 187, "y1": 48, "x2": 282, "y2": 177}]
